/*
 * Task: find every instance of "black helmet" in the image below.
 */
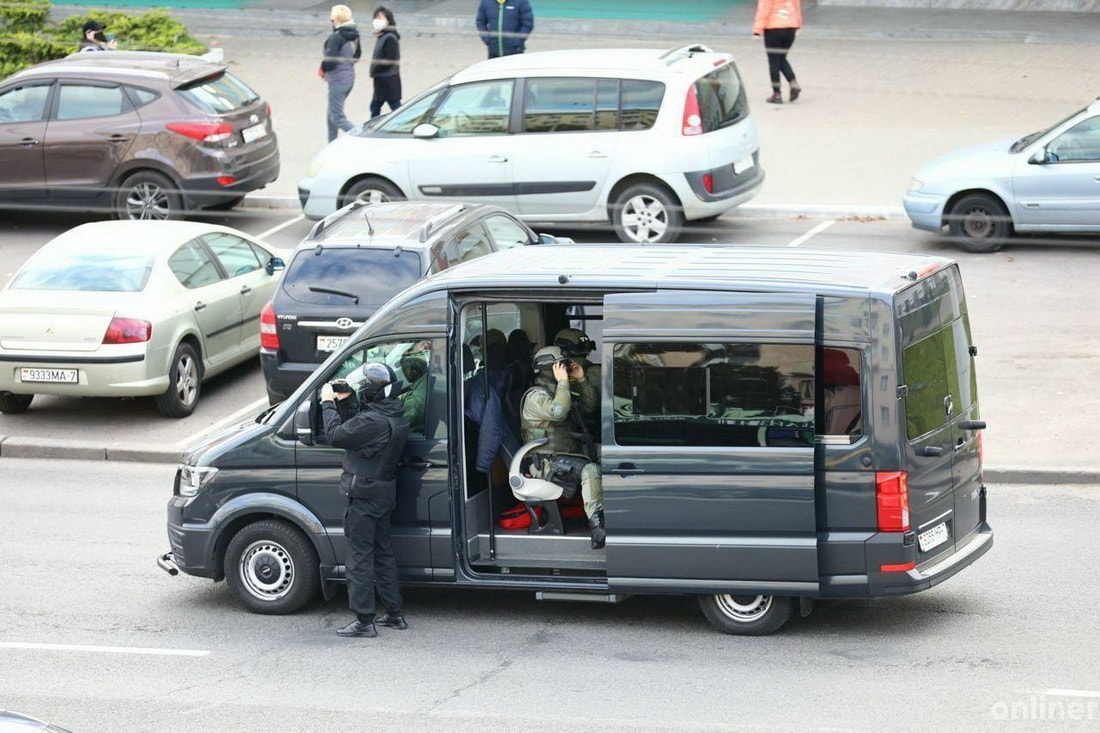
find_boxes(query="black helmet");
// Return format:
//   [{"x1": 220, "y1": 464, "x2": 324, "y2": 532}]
[
  {"x1": 554, "y1": 328, "x2": 595, "y2": 358},
  {"x1": 531, "y1": 345, "x2": 566, "y2": 374},
  {"x1": 345, "y1": 361, "x2": 397, "y2": 403},
  {"x1": 400, "y1": 350, "x2": 428, "y2": 383}
]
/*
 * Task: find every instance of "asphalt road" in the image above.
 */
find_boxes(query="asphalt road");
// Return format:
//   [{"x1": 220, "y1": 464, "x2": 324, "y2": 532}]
[{"x1": 0, "y1": 458, "x2": 1098, "y2": 731}]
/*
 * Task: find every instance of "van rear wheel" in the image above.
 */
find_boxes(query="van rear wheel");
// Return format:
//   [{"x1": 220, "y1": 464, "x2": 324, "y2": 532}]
[
  {"x1": 698, "y1": 593, "x2": 795, "y2": 635},
  {"x1": 224, "y1": 520, "x2": 320, "y2": 614}
]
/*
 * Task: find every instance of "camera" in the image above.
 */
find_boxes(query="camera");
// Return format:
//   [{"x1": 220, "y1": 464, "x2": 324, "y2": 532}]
[{"x1": 330, "y1": 380, "x2": 353, "y2": 394}]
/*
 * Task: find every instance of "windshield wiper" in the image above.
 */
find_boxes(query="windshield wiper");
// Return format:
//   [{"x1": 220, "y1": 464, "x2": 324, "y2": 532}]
[
  {"x1": 308, "y1": 286, "x2": 359, "y2": 304},
  {"x1": 255, "y1": 404, "x2": 279, "y2": 424}
]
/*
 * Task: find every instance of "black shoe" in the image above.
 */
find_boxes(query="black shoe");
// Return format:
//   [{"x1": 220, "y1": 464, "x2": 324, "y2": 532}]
[
  {"x1": 589, "y1": 510, "x2": 606, "y2": 550},
  {"x1": 766, "y1": 92, "x2": 783, "y2": 104},
  {"x1": 336, "y1": 619, "x2": 377, "y2": 638},
  {"x1": 789, "y1": 85, "x2": 801, "y2": 102},
  {"x1": 376, "y1": 612, "x2": 408, "y2": 630}
]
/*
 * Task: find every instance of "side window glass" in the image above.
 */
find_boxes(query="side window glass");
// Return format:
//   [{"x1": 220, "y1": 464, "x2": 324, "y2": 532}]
[
  {"x1": 168, "y1": 240, "x2": 223, "y2": 289},
  {"x1": 377, "y1": 89, "x2": 442, "y2": 134},
  {"x1": 612, "y1": 342, "x2": 817, "y2": 447},
  {"x1": 0, "y1": 85, "x2": 50, "y2": 123},
  {"x1": 620, "y1": 80, "x2": 664, "y2": 131},
  {"x1": 1047, "y1": 116, "x2": 1100, "y2": 162},
  {"x1": 452, "y1": 225, "x2": 492, "y2": 264},
  {"x1": 595, "y1": 79, "x2": 619, "y2": 131},
  {"x1": 903, "y1": 332, "x2": 951, "y2": 440},
  {"x1": 125, "y1": 86, "x2": 159, "y2": 110},
  {"x1": 429, "y1": 80, "x2": 513, "y2": 136},
  {"x1": 203, "y1": 233, "x2": 262, "y2": 277},
  {"x1": 56, "y1": 84, "x2": 127, "y2": 121},
  {"x1": 483, "y1": 214, "x2": 531, "y2": 250},
  {"x1": 523, "y1": 78, "x2": 596, "y2": 133}
]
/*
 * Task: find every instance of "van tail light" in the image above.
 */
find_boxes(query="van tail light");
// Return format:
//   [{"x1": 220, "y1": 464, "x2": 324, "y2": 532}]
[
  {"x1": 166, "y1": 122, "x2": 234, "y2": 143},
  {"x1": 875, "y1": 471, "x2": 910, "y2": 532},
  {"x1": 682, "y1": 86, "x2": 703, "y2": 136},
  {"x1": 102, "y1": 317, "x2": 152, "y2": 345},
  {"x1": 260, "y1": 302, "x2": 279, "y2": 350}
]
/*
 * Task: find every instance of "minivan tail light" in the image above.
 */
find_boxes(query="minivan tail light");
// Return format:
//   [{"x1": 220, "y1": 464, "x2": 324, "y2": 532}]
[
  {"x1": 682, "y1": 85, "x2": 703, "y2": 136},
  {"x1": 260, "y1": 302, "x2": 279, "y2": 350},
  {"x1": 166, "y1": 121, "x2": 234, "y2": 143},
  {"x1": 875, "y1": 470, "x2": 910, "y2": 532},
  {"x1": 102, "y1": 317, "x2": 152, "y2": 345},
  {"x1": 702, "y1": 173, "x2": 714, "y2": 193},
  {"x1": 266, "y1": 102, "x2": 272, "y2": 117}
]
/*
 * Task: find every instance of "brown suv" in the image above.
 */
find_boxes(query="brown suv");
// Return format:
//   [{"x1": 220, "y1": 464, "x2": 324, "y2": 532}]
[{"x1": 0, "y1": 51, "x2": 279, "y2": 219}]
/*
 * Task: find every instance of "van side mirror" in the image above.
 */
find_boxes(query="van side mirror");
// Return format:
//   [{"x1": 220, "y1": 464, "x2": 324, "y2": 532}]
[
  {"x1": 294, "y1": 399, "x2": 315, "y2": 446},
  {"x1": 266, "y1": 256, "x2": 285, "y2": 276},
  {"x1": 413, "y1": 123, "x2": 440, "y2": 139},
  {"x1": 1028, "y1": 149, "x2": 1048, "y2": 165}
]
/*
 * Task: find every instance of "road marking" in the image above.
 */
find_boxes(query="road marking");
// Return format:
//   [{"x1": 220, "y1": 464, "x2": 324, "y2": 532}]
[
  {"x1": 257, "y1": 213, "x2": 305, "y2": 240},
  {"x1": 175, "y1": 396, "x2": 269, "y2": 448},
  {"x1": 1041, "y1": 689, "x2": 1100, "y2": 698},
  {"x1": 0, "y1": 642, "x2": 209, "y2": 657},
  {"x1": 787, "y1": 219, "x2": 835, "y2": 247}
]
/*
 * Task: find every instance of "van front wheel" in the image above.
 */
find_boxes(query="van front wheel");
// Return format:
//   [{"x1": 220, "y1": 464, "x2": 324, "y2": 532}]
[
  {"x1": 224, "y1": 520, "x2": 321, "y2": 614},
  {"x1": 698, "y1": 593, "x2": 795, "y2": 635},
  {"x1": 612, "y1": 182, "x2": 683, "y2": 243}
]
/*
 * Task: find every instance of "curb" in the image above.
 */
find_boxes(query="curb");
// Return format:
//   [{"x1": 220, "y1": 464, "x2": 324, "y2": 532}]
[{"x1": 0, "y1": 435, "x2": 1095, "y2": 484}]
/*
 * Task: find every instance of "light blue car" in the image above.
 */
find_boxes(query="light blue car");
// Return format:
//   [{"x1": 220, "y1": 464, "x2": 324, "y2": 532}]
[{"x1": 903, "y1": 98, "x2": 1100, "y2": 253}]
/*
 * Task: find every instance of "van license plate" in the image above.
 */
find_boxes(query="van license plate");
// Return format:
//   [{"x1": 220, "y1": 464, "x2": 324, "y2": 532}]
[
  {"x1": 918, "y1": 521, "x2": 950, "y2": 552},
  {"x1": 20, "y1": 367, "x2": 78, "y2": 384},
  {"x1": 242, "y1": 123, "x2": 267, "y2": 143},
  {"x1": 733, "y1": 155, "x2": 755, "y2": 174},
  {"x1": 317, "y1": 335, "x2": 349, "y2": 352}
]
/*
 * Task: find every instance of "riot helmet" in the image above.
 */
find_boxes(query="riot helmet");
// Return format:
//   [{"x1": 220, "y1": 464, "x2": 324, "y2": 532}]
[
  {"x1": 531, "y1": 345, "x2": 566, "y2": 375},
  {"x1": 400, "y1": 350, "x2": 428, "y2": 384},
  {"x1": 554, "y1": 328, "x2": 595, "y2": 359},
  {"x1": 345, "y1": 361, "x2": 397, "y2": 403}
]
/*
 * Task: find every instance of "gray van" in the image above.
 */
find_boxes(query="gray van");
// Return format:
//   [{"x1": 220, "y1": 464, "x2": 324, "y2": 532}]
[{"x1": 159, "y1": 245, "x2": 992, "y2": 635}]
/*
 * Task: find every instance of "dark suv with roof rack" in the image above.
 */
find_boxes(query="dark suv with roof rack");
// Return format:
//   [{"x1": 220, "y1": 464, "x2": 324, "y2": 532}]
[
  {"x1": 259, "y1": 199, "x2": 567, "y2": 403},
  {"x1": 0, "y1": 51, "x2": 279, "y2": 219}
]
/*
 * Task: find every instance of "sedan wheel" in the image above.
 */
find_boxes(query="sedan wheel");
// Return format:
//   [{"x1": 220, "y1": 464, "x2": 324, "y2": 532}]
[
  {"x1": 155, "y1": 343, "x2": 200, "y2": 418},
  {"x1": 612, "y1": 183, "x2": 683, "y2": 243},
  {"x1": 946, "y1": 193, "x2": 1011, "y2": 253},
  {"x1": 116, "y1": 171, "x2": 183, "y2": 221}
]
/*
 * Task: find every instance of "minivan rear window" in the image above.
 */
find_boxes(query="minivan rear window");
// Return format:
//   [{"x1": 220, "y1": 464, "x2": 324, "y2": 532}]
[
  {"x1": 282, "y1": 248, "x2": 422, "y2": 307},
  {"x1": 694, "y1": 64, "x2": 748, "y2": 133},
  {"x1": 178, "y1": 72, "x2": 260, "y2": 114}
]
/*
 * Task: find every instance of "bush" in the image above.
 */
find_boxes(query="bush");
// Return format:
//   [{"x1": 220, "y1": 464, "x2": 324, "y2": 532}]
[{"x1": 52, "y1": 10, "x2": 206, "y2": 55}]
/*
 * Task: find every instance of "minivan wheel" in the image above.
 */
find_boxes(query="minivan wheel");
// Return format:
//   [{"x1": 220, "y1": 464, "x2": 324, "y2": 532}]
[
  {"x1": 224, "y1": 520, "x2": 321, "y2": 614},
  {"x1": 341, "y1": 177, "x2": 405, "y2": 208},
  {"x1": 612, "y1": 182, "x2": 683, "y2": 243},
  {"x1": 0, "y1": 392, "x2": 33, "y2": 414},
  {"x1": 946, "y1": 193, "x2": 1010, "y2": 253},
  {"x1": 698, "y1": 593, "x2": 795, "y2": 636},
  {"x1": 116, "y1": 170, "x2": 183, "y2": 221},
  {"x1": 154, "y1": 343, "x2": 201, "y2": 418}
]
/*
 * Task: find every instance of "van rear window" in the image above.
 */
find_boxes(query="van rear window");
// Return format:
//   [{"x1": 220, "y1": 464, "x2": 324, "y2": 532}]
[
  {"x1": 694, "y1": 64, "x2": 748, "y2": 132},
  {"x1": 178, "y1": 72, "x2": 260, "y2": 114},
  {"x1": 281, "y1": 248, "x2": 422, "y2": 307}
]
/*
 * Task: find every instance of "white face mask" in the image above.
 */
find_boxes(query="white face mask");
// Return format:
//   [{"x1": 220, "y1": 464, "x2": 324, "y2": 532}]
[{"x1": 372, "y1": 17, "x2": 387, "y2": 32}]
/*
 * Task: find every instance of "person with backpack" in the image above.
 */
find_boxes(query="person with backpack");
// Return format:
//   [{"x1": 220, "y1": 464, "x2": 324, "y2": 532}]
[{"x1": 475, "y1": 0, "x2": 534, "y2": 59}]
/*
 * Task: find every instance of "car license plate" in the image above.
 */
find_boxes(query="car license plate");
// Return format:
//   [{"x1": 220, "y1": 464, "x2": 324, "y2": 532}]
[
  {"x1": 20, "y1": 367, "x2": 78, "y2": 384},
  {"x1": 317, "y1": 335, "x2": 349, "y2": 352},
  {"x1": 733, "y1": 155, "x2": 755, "y2": 175},
  {"x1": 918, "y1": 521, "x2": 950, "y2": 552},
  {"x1": 241, "y1": 122, "x2": 267, "y2": 143}
]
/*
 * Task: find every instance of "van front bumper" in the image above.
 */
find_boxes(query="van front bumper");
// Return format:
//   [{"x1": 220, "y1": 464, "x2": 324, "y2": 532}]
[{"x1": 164, "y1": 499, "x2": 220, "y2": 579}]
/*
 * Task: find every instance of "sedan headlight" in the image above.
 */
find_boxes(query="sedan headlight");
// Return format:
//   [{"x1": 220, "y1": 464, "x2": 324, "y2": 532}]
[
  {"x1": 908, "y1": 178, "x2": 925, "y2": 192},
  {"x1": 177, "y1": 464, "x2": 218, "y2": 497},
  {"x1": 305, "y1": 153, "x2": 326, "y2": 178}
]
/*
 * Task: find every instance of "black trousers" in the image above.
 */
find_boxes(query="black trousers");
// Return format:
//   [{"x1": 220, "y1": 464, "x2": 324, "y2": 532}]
[
  {"x1": 344, "y1": 494, "x2": 402, "y2": 620},
  {"x1": 763, "y1": 27, "x2": 797, "y2": 89}
]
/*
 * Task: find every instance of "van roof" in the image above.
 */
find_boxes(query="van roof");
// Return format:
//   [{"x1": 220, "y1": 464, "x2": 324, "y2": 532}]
[
  {"x1": 415, "y1": 244, "x2": 954, "y2": 296},
  {"x1": 453, "y1": 45, "x2": 736, "y2": 82}
]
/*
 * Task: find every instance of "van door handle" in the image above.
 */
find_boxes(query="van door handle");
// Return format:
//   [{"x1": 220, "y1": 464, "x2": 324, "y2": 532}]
[
  {"x1": 608, "y1": 463, "x2": 645, "y2": 476},
  {"x1": 954, "y1": 438, "x2": 966, "y2": 453},
  {"x1": 487, "y1": 155, "x2": 508, "y2": 163},
  {"x1": 958, "y1": 420, "x2": 986, "y2": 431},
  {"x1": 194, "y1": 301, "x2": 206, "y2": 312},
  {"x1": 918, "y1": 446, "x2": 944, "y2": 457},
  {"x1": 240, "y1": 285, "x2": 252, "y2": 295}
]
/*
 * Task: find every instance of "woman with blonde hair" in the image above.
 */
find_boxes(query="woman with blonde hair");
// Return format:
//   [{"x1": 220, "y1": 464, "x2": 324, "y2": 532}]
[{"x1": 319, "y1": 4, "x2": 362, "y2": 141}]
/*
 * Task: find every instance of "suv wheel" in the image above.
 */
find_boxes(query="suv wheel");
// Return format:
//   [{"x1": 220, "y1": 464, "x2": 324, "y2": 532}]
[
  {"x1": 0, "y1": 392, "x2": 33, "y2": 414},
  {"x1": 155, "y1": 343, "x2": 200, "y2": 418},
  {"x1": 116, "y1": 170, "x2": 183, "y2": 221},
  {"x1": 946, "y1": 193, "x2": 1010, "y2": 253},
  {"x1": 612, "y1": 182, "x2": 683, "y2": 243},
  {"x1": 698, "y1": 593, "x2": 795, "y2": 635},
  {"x1": 224, "y1": 520, "x2": 321, "y2": 614},
  {"x1": 342, "y1": 177, "x2": 405, "y2": 208}
]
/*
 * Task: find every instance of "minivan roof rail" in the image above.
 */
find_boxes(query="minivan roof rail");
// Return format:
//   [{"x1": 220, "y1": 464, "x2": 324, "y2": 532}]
[
  {"x1": 659, "y1": 44, "x2": 714, "y2": 65},
  {"x1": 310, "y1": 197, "x2": 373, "y2": 238},
  {"x1": 419, "y1": 204, "x2": 467, "y2": 243}
]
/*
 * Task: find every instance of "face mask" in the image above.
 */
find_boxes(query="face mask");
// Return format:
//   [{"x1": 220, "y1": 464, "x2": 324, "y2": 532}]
[{"x1": 372, "y1": 17, "x2": 387, "y2": 32}]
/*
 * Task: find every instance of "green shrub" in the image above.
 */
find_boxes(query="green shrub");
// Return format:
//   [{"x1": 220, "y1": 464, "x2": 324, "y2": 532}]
[{"x1": 0, "y1": 0, "x2": 50, "y2": 33}]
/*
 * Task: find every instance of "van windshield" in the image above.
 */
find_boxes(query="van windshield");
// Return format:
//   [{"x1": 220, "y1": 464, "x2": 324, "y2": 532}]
[
  {"x1": 281, "y1": 247, "x2": 422, "y2": 307},
  {"x1": 694, "y1": 63, "x2": 748, "y2": 132}
]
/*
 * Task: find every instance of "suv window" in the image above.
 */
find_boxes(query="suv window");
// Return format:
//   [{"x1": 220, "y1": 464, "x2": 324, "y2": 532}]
[
  {"x1": 620, "y1": 80, "x2": 664, "y2": 131},
  {"x1": 694, "y1": 64, "x2": 748, "y2": 133},
  {"x1": 56, "y1": 84, "x2": 127, "y2": 121},
  {"x1": 524, "y1": 78, "x2": 597, "y2": 133},
  {"x1": 124, "y1": 86, "x2": 159, "y2": 110},
  {"x1": 376, "y1": 87, "x2": 444, "y2": 135},
  {"x1": 178, "y1": 72, "x2": 259, "y2": 114},
  {"x1": 483, "y1": 214, "x2": 531, "y2": 250},
  {"x1": 203, "y1": 232, "x2": 263, "y2": 277},
  {"x1": 282, "y1": 248, "x2": 422, "y2": 307},
  {"x1": 429, "y1": 81, "x2": 513, "y2": 136},
  {"x1": 0, "y1": 84, "x2": 50, "y2": 123}
]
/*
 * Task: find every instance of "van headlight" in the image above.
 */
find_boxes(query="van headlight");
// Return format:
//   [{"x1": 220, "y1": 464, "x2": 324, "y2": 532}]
[
  {"x1": 177, "y1": 464, "x2": 218, "y2": 497},
  {"x1": 908, "y1": 178, "x2": 925, "y2": 192}
]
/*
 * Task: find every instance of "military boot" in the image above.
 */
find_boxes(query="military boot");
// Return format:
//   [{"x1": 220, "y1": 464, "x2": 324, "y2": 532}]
[{"x1": 589, "y1": 510, "x2": 606, "y2": 550}]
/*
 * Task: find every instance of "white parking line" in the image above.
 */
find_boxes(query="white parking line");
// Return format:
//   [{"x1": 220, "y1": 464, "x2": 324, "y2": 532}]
[
  {"x1": 175, "y1": 396, "x2": 269, "y2": 448},
  {"x1": 0, "y1": 641, "x2": 209, "y2": 657},
  {"x1": 787, "y1": 219, "x2": 835, "y2": 247},
  {"x1": 257, "y1": 213, "x2": 305, "y2": 241}
]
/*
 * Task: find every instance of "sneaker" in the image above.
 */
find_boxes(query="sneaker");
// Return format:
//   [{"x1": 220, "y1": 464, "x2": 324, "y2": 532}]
[
  {"x1": 336, "y1": 619, "x2": 377, "y2": 638},
  {"x1": 376, "y1": 612, "x2": 409, "y2": 630},
  {"x1": 765, "y1": 92, "x2": 783, "y2": 105},
  {"x1": 789, "y1": 86, "x2": 801, "y2": 103}
]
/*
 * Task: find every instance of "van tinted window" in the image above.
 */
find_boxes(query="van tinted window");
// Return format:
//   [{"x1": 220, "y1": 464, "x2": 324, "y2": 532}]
[
  {"x1": 694, "y1": 64, "x2": 748, "y2": 132},
  {"x1": 281, "y1": 248, "x2": 422, "y2": 306}
]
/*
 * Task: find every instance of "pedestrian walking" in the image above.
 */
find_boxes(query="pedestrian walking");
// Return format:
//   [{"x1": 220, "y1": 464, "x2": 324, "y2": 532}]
[
  {"x1": 752, "y1": 0, "x2": 802, "y2": 104},
  {"x1": 320, "y1": 363, "x2": 411, "y2": 638},
  {"x1": 475, "y1": 0, "x2": 534, "y2": 59},
  {"x1": 319, "y1": 4, "x2": 361, "y2": 142},
  {"x1": 368, "y1": 6, "x2": 402, "y2": 119}
]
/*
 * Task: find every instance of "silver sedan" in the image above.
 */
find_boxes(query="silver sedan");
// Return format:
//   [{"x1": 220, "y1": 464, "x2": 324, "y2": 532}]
[{"x1": 0, "y1": 221, "x2": 284, "y2": 417}]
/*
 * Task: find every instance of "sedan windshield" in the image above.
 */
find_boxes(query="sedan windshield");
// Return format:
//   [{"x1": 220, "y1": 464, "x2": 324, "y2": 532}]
[
  {"x1": 12, "y1": 248, "x2": 155, "y2": 292},
  {"x1": 1010, "y1": 107, "x2": 1085, "y2": 153}
]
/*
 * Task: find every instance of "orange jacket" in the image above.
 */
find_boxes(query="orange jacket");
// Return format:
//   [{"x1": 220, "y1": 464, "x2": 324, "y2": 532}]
[{"x1": 753, "y1": 0, "x2": 802, "y2": 34}]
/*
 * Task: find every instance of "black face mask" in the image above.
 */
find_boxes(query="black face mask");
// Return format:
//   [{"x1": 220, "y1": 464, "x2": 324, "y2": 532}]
[{"x1": 93, "y1": 31, "x2": 107, "y2": 42}]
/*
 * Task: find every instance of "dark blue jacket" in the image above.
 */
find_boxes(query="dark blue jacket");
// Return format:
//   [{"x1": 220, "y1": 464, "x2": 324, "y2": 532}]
[
  {"x1": 475, "y1": 0, "x2": 534, "y2": 57},
  {"x1": 464, "y1": 367, "x2": 520, "y2": 472}
]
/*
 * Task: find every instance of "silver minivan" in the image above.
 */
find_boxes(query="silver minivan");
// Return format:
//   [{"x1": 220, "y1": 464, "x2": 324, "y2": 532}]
[{"x1": 298, "y1": 45, "x2": 762, "y2": 244}]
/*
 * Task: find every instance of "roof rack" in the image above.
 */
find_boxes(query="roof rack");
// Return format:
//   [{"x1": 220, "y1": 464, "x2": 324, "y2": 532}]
[
  {"x1": 419, "y1": 204, "x2": 467, "y2": 243},
  {"x1": 309, "y1": 197, "x2": 373, "y2": 238},
  {"x1": 658, "y1": 44, "x2": 714, "y2": 65}
]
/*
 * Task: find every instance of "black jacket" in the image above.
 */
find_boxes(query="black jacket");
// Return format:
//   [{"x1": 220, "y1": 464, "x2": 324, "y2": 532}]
[
  {"x1": 320, "y1": 24, "x2": 361, "y2": 74},
  {"x1": 321, "y1": 396, "x2": 409, "y2": 499},
  {"x1": 369, "y1": 30, "x2": 400, "y2": 78}
]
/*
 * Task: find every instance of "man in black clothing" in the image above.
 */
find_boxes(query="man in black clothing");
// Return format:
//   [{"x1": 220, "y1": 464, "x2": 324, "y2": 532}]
[{"x1": 320, "y1": 362, "x2": 411, "y2": 638}]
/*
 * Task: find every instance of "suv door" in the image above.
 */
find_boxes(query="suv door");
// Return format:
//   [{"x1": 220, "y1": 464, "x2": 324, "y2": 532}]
[
  {"x1": 0, "y1": 82, "x2": 52, "y2": 199},
  {"x1": 45, "y1": 81, "x2": 138, "y2": 200},
  {"x1": 601, "y1": 291, "x2": 820, "y2": 592}
]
